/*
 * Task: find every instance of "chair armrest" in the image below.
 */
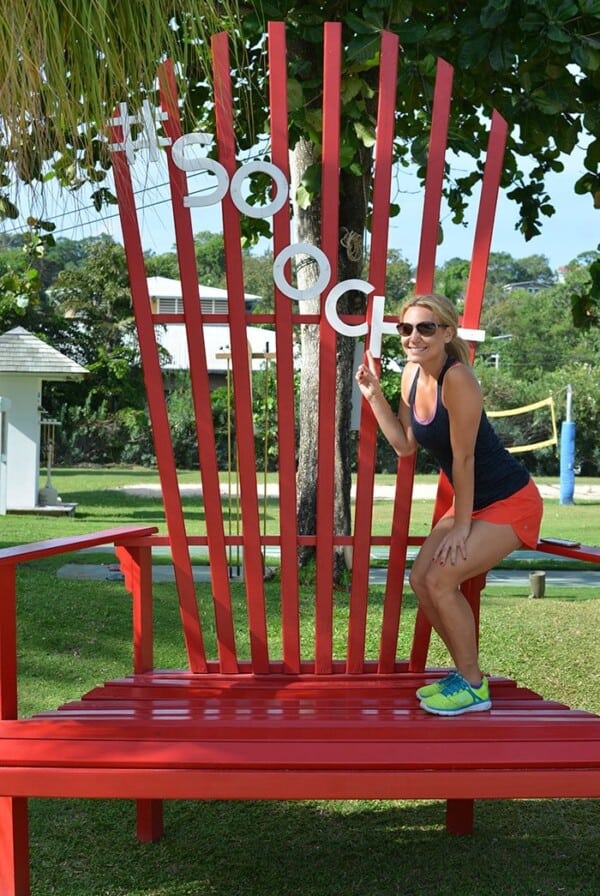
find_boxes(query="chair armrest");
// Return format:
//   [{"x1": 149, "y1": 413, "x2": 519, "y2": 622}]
[
  {"x1": 0, "y1": 525, "x2": 158, "y2": 566},
  {"x1": 536, "y1": 538, "x2": 600, "y2": 564},
  {"x1": 0, "y1": 525, "x2": 158, "y2": 720}
]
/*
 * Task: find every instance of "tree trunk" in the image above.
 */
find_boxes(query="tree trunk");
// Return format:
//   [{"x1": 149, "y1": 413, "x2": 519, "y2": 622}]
[{"x1": 292, "y1": 137, "x2": 372, "y2": 579}]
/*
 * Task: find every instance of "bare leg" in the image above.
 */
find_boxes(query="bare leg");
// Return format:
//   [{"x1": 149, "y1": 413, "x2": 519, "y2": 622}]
[{"x1": 410, "y1": 518, "x2": 522, "y2": 684}]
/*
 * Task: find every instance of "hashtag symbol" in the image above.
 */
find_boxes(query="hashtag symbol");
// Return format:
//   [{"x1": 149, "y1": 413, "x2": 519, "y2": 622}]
[{"x1": 109, "y1": 100, "x2": 171, "y2": 163}]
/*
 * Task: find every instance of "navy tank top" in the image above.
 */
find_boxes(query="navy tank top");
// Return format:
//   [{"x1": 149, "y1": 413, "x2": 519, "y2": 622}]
[{"x1": 408, "y1": 356, "x2": 529, "y2": 510}]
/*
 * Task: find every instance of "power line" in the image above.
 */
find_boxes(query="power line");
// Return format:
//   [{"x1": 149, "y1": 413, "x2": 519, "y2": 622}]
[{"x1": 0, "y1": 170, "x2": 221, "y2": 242}]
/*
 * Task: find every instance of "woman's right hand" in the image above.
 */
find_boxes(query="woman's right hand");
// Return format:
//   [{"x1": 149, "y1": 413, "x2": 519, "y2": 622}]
[{"x1": 355, "y1": 349, "x2": 381, "y2": 404}]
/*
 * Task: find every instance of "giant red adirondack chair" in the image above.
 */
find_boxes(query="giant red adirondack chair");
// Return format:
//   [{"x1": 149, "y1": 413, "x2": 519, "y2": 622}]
[{"x1": 1, "y1": 23, "x2": 599, "y2": 896}]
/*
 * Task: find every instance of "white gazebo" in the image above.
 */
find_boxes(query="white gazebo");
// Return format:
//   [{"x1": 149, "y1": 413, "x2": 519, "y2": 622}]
[{"x1": 0, "y1": 327, "x2": 88, "y2": 513}]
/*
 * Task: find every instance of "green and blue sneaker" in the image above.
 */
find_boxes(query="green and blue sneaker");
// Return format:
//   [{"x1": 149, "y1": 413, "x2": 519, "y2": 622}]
[
  {"x1": 420, "y1": 673, "x2": 491, "y2": 716},
  {"x1": 416, "y1": 672, "x2": 459, "y2": 701}
]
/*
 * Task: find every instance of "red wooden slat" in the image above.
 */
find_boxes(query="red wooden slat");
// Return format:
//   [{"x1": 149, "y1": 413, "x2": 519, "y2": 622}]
[
  {"x1": 386, "y1": 60, "x2": 454, "y2": 672},
  {"x1": 409, "y1": 100, "x2": 508, "y2": 674},
  {"x1": 44, "y1": 703, "x2": 594, "y2": 723},
  {"x1": 462, "y1": 109, "x2": 509, "y2": 339},
  {"x1": 15, "y1": 710, "x2": 600, "y2": 740},
  {"x1": 158, "y1": 60, "x2": 239, "y2": 674},
  {"x1": 0, "y1": 525, "x2": 156, "y2": 565},
  {"x1": 414, "y1": 58, "x2": 454, "y2": 294},
  {"x1": 0, "y1": 797, "x2": 29, "y2": 895},
  {"x1": 2, "y1": 765, "x2": 599, "y2": 802},
  {"x1": 267, "y1": 21, "x2": 301, "y2": 673},
  {"x1": 116, "y1": 545, "x2": 154, "y2": 674},
  {"x1": 536, "y1": 540, "x2": 600, "y2": 563},
  {"x1": 379, "y1": 455, "x2": 415, "y2": 671},
  {"x1": 409, "y1": 470, "x2": 453, "y2": 671},
  {"x1": 349, "y1": 30, "x2": 400, "y2": 674},
  {"x1": 399, "y1": 62, "x2": 454, "y2": 671},
  {"x1": 314, "y1": 21, "x2": 342, "y2": 674},
  {"x1": 211, "y1": 32, "x2": 269, "y2": 672},
  {"x1": 110, "y1": 126, "x2": 208, "y2": 673},
  {"x1": 1, "y1": 732, "x2": 599, "y2": 769},
  {"x1": 0, "y1": 567, "x2": 17, "y2": 721}
]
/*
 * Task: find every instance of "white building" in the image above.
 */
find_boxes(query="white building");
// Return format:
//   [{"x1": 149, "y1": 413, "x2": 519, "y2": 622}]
[
  {"x1": 0, "y1": 327, "x2": 87, "y2": 513},
  {"x1": 147, "y1": 277, "x2": 276, "y2": 387}
]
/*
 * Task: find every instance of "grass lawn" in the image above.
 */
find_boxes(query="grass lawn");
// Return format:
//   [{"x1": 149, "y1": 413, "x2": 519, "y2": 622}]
[{"x1": 3, "y1": 467, "x2": 600, "y2": 895}]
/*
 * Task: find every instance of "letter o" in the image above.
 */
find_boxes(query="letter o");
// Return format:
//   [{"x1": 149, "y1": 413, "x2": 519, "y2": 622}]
[
  {"x1": 230, "y1": 161, "x2": 289, "y2": 218},
  {"x1": 272, "y1": 243, "x2": 331, "y2": 302}
]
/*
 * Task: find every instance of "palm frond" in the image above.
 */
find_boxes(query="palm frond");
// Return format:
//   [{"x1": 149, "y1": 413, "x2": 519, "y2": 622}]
[{"x1": 0, "y1": 0, "x2": 245, "y2": 180}]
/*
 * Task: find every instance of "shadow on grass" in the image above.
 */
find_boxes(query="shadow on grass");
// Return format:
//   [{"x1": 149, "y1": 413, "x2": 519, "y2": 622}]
[
  {"x1": 57, "y1": 486, "x2": 280, "y2": 529},
  {"x1": 30, "y1": 796, "x2": 600, "y2": 896}
]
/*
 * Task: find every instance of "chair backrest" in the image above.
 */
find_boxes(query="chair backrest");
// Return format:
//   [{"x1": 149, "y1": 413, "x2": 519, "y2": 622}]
[{"x1": 110, "y1": 22, "x2": 506, "y2": 677}]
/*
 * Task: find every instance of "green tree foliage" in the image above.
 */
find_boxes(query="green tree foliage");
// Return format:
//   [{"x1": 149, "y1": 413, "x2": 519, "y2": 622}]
[
  {"x1": 46, "y1": 235, "x2": 146, "y2": 417},
  {"x1": 0, "y1": 225, "x2": 83, "y2": 339},
  {"x1": 2, "y1": 2, "x2": 600, "y2": 549},
  {"x1": 145, "y1": 252, "x2": 180, "y2": 279},
  {"x1": 193, "y1": 231, "x2": 228, "y2": 286},
  {"x1": 564, "y1": 249, "x2": 600, "y2": 327},
  {"x1": 0, "y1": 1, "x2": 242, "y2": 182},
  {"x1": 382, "y1": 249, "x2": 413, "y2": 310},
  {"x1": 1, "y1": 4, "x2": 599, "y2": 305},
  {"x1": 242, "y1": 250, "x2": 276, "y2": 313},
  {"x1": 1, "y1": 226, "x2": 597, "y2": 472}
]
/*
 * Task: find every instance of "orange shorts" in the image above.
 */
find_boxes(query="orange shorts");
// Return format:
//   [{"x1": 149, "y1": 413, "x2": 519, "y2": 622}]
[{"x1": 443, "y1": 478, "x2": 543, "y2": 549}]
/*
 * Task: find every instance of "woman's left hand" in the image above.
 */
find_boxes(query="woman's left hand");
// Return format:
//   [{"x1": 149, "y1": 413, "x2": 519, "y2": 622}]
[{"x1": 433, "y1": 523, "x2": 471, "y2": 566}]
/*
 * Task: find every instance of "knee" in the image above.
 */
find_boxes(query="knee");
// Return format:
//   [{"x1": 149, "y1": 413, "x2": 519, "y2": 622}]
[
  {"x1": 408, "y1": 566, "x2": 420, "y2": 596},
  {"x1": 409, "y1": 564, "x2": 433, "y2": 602},
  {"x1": 410, "y1": 562, "x2": 451, "y2": 605}
]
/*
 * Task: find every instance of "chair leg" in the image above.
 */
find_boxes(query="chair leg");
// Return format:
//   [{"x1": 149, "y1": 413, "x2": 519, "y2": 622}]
[
  {"x1": 446, "y1": 798, "x2": 474, "y2": 835},
  {"x1": 0, "y1": 796, "x2": 30, "y2": 895},
  {"x1": 136, "y1": 799, "x2": 164, "y2": 842}
]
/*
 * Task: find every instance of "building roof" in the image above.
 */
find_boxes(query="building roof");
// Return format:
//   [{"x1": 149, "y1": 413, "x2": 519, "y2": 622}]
[
  {"x1": 147, "y1": 276, "x2": 260, "y2": 303},
  {"x1": 157, "y1": 323, "x2": 277, "y2": 372},
  {"x1": 0, "y1": 327, "x2": 88, "y2": 380}
]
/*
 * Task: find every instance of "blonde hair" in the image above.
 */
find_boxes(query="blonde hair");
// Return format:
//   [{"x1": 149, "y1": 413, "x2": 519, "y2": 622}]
[{"x1": 399, "y1": 293, "x2": 471, "y2": 366}]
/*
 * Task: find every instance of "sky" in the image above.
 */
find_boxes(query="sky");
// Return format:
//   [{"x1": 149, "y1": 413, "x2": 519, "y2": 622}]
[{"x1": 4, "y1": 137, "x2": 598, "y2": 275}]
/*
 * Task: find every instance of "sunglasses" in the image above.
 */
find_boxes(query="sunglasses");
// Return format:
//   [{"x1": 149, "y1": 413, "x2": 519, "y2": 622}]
[{"x1": 396, "y1": 321, "x2": 448, "y2": 337}]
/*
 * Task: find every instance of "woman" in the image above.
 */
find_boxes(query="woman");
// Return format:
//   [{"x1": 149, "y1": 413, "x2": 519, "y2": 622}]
[{"x1": 355, "y1": 293, "x2": 543, "y2": 715}]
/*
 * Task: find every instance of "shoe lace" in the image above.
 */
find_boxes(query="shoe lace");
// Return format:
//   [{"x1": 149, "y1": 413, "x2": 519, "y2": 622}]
[{"x1": 439, "y1": 674, "x2": 469, "y2": 696}]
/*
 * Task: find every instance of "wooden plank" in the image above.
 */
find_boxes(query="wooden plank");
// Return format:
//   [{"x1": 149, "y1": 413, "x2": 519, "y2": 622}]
[
  {"x1": 1, "y1": 765, "x2": 599, "y2": 802},
  {"x1": 110, "y1": 116, "x2": 208, "y2": 673},
  {"x1": 116, "y1": 545, "x2": 154, "y2": 673},
  {"x1": 158, "y1": 59, "x2": 239, "y2": 674},
  {"x1": 267, "y1": 22, "x2": 302, "y2": 673},
  {"x1": 349, "y1": 30, "x2": 400, "y2": 674},
  {"x1": 314, "y1": 21, "x2": 342, "y2": 674},
  {"x1": 78, "y1": 670, "x2": 534, "y2": 696},
  {"x1": 380, "y1": 454, "x2": 416, "y2": 671},
  {"x1": 536, "y1": 540, "x2": 600, "y2": 563},
  {"x1": 44, "y1": 704, "x2": 592, "y2": 725},
  {"x1": 462, "y1": 109, "x2": 509, "y2": 343},
  {"x1": 414, "y1": 58, "x2": 454, "y2": 294},
  {"x1": 0, "y1": 566, "x2": 17, "y2": 721},
  {"x1": 24, "y1": 710, "x2": 600, "y2": 740},
  {"x1": 0, "y1": 796, "x2": 29, "y2": 896},
  {"x1": 0, "y1": 734, "x2": 599, "y2": 772},
  {"x1": 402, "y1": 60, "x2": 454, "y2": 673},
  {"x1": 211, "y1": 31, "x2": 269, "y2": 672},
  {"x1": 410, "y1": 105, "x2": 508, "y2": 673},
  {"x1": 0, "y1": 525, "x2": 157, "y2": 565}
]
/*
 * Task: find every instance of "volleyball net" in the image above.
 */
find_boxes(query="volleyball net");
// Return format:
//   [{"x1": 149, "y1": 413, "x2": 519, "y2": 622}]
[{"x1": 488, "y1": 395, "x2": 558, "y2": 454}]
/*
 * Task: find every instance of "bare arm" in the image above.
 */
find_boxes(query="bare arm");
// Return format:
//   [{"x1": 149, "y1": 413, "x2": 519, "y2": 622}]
[{"x1": 355, "y1": 350, "x2": 417, "y2": 457}]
